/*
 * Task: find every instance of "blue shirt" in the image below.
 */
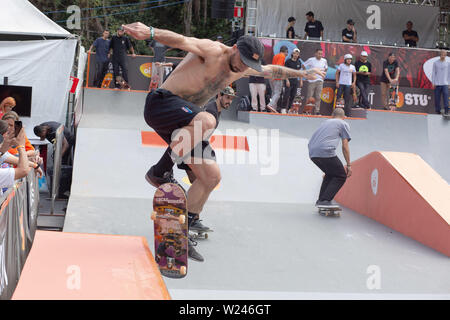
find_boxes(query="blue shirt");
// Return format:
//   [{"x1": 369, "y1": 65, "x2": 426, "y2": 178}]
[
  {"x1": 308, "y1": 119, "x2": 351, "y2": 158},
  {"x1": 93, "y1": 38, "x2": 110, "y2": 62}
]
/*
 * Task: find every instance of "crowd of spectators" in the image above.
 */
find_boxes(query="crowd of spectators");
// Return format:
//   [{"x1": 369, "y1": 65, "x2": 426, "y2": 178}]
[{"x1": 284, "y1": 12, "x2": 420, "y2": 47}]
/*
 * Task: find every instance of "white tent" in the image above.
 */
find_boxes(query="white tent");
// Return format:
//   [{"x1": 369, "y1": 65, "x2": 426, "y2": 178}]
[
  {"x1": 0, "y1": 0, "x2": 79, "y2": 138},
  {"x1": 0, "y1": 0, "x2": 72, "y2": 38}
]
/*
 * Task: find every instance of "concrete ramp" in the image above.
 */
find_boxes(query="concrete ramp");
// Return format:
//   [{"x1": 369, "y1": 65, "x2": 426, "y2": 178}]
[
  {"x1": 335, "y1": 151, "x2": 450, "y2": 257},
  {"x1": 12, "y1": 231, "x2": 170, "y2": 300}
]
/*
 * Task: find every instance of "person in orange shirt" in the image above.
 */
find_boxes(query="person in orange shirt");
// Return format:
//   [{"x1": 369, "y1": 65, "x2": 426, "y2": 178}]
[
  {"x1": 267, "y1": 46, "x2": 288, "y2": 113},
  {"x1": 0, "y1": 97, "x2": 16, "y2": 119},
  {"x1": 2, "y1": 111, "x2": 36, "y2": 159}
]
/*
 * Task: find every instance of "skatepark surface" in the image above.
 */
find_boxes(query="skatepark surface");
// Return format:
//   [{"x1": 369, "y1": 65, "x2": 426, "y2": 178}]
[{"x1": 62, "y1": 88, "x2": 450, "y2": 299}]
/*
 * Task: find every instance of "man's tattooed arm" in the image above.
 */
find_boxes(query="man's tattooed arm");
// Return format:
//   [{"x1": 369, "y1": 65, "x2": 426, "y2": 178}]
[{"x1": 244, "y1": 65, "x2": 321, "y2": 80}]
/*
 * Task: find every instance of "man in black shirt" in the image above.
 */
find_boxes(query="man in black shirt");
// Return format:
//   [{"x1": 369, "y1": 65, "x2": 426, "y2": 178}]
[
  {"x1": 282, "y1": 48, "x2": 303, "y2": 113},
  {"x1": 342, "y1": 19, "x2": 357, "y2": 43},
  {"x1": 354, "y1": 51, "x2": 372, "y2": 109},
  {"x1": 109, "y1": 27, "x2": 136, "y2": 88},
  {"x1": 286, "y1": 17, "x2": 297, "y2": 39},
  {"x1": 33, "y1": 122, "x2": 75, "y2": 164},
  {"x1": 304, "y1": 11, "x2": 324, "y2": 40},
  {"x1": 402, "y1": 21, "x2": 419, "y2": 47},
  {"x1": 380, "y1": 53, "x2": 400, "y2": 110}
]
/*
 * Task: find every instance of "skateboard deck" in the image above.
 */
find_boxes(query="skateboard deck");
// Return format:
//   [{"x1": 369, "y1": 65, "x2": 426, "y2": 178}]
[
  {"x1": 318, "y1": 206, "x2": 342, "y2": 217},
  {"x1": 388, "y1": 84, "x2": 399, "y2": 110},
  {"x1": 101, "y1": 62, "x2": 114, "y2": 88},
  {"x1": 152, "y1": 183, "x2": 188, "y2": 278}
]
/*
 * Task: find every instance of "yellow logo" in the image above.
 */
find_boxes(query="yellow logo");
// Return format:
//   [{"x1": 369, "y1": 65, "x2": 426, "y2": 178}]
[
  {"x1": 252, "y1": 53, "x2": 260, "y2": 60},
  {"x1": 140, "y1": 63, "x2": 152, "y2": 78},
  {"x1": 321, "y1": 87, "x2": 334, "y2": 104}
]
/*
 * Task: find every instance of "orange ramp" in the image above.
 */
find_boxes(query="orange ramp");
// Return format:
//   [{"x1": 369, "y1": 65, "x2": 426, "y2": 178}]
[
  {"x1": 335, "y1": 151, "x2": 450, "y2": 257},
  {"x1": 12, "y1": 231, "x2": 170, "y2": 300}
]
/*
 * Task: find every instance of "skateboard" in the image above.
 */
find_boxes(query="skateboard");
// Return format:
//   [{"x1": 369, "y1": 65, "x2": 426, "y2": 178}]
[
  {"x1": 151, "y1": 183, "x2": 188, "y2": 278},
  {"x1": 318, "y1": 206, "x2": 342, "y2": 217},
  {"x1": 115, "y1": 75, "x2": 131, "y2": 91},
  {"x1": 332, "y1": 88, "x2": 338, "y2": 109},
  {"x1": 101, "y1": 62, "x2": 114, "y2": 88},
  {"x1": 189, "y1": 227, "x2": 213, "y2": 240},
  {"x1": 149, "y1": 62, "x2": 164, "y2": 91},
  {"x1": 289, "y1": 87, "x2": 303, "y2": 114},
  {"x1": 388, "y1": 84, "x2": 399, "y2": 111}
]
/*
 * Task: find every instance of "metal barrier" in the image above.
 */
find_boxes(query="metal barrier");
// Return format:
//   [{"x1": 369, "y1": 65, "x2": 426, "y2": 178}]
[{"x1": 0, "y1": 171, "x2": 39, "y2": 299}]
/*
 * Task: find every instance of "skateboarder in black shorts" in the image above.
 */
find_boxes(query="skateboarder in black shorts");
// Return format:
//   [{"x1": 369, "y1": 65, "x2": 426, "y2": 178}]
[{"x1": 123, "y1": 21, "x2": 326, "y2": 262}]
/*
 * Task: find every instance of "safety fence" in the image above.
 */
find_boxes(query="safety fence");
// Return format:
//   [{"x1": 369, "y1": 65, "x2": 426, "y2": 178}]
[{"x1": 0, "y1": 171, "x2": 39, "y2": 299}]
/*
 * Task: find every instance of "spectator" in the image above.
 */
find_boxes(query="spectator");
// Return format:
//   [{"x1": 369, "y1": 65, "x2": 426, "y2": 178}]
[
  {"x1": 286, "y1": 17, "x2": 297, "y2": 39},
  {"x1": 354, "y1": 51, "x2": 372, "y2": 109},
  {"x1": 336, "y1": 54, "x2": 356, "y2": 117},
  {"x1": 266, "y1": 46, "x2": 288, "y2": 113},
  {"x1": 308, "y1": 108, "x2": 352, "y2": 208},
  {"x1": 402, "y1": 21, "x2": 419, "y2": 47},
  {"x1": 0, "y1": 97, "x2": 16, "y2": 119},
  {"x1": 342, "y1": 19, "x2": 357, "y2": 43},
  {"x1": 0, "y1": 127, "x2": 31, "y2": 188},
  {"x1": 248, "y1": 73, "x2": 266, "y2": 112},
  {"x1": 304, "y1": 48, "x2": 328, "y2": 115},
  {"x1": 216, "y1": 35, "x2": 224, "y2": 43},
  {"x1": 110, "y1": 26, "x2": 136, "y2": 89},
  {"x1": 282, "y1": 48, "x2": 303, "y2": 113},
  {"x1": 431, "y1": 49, "x2": 449, "y2": 115},
  {"x1": 380, "y1": 53, "x2": 400, "y2": 110},
  {"x1": 304, "y1": 11, "x2": 324, "y2": 40},
  {"x1": 88, "y1": 29, "x2": 111, "y2": 88},
  {"x1": 2, "y1": 112, "x2": 36, "y2": 159},
  {"x1": 33, "y1": 121, "x2": 75, "y2": 165},
  {"x1": 0, "y1": 120, "x2": 42, "y2": 177}
]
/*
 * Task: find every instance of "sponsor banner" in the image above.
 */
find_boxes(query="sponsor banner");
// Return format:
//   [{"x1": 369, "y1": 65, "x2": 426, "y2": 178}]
[
  {"x1": 263, "y1": 38, "x2": 440, "y2": 89},
  {"x1": 87, "y1": 54, "x2": 183, "y2": 91}
]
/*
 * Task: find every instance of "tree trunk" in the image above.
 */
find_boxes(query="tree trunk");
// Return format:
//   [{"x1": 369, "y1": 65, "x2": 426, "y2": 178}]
[
  {"x1": 184, "y1": 0, "x2": 193, "y2": 36},
  {"x1": 194, "y1": 0, "x2": 201, "y2": 21},
  {"x1": 203, "y1": 0, "x2": 208, "y2": 26}
]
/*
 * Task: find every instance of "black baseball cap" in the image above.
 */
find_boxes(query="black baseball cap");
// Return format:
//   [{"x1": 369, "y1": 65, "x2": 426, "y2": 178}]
[
  {"x1": 347, "y1": 19, "x2": 354, "y2": 25},
  {"x1": 236, "y1": 36, "x2": 265, "y2": 72}
]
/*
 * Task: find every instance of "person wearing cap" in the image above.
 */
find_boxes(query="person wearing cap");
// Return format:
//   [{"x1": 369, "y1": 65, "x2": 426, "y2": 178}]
[
  {"x1": 216, "y1": 35, "x2": 224, "y2": 43},
  {"x1": 335, "y1": 54, "x2": 356, "y2": 116},
  {"x1": 380, "y1": 53, "x2": 400, "y2": 110},
  {"x1": 282, "y1": 48, "x2": 303, "y2": 113},
  {"x1": 109, "y1": 27, "x2": 136, "y2": 89},
  {"x1": 402, "y1": 21, "x2": 419, "y2": 48},
  {"x1": 267, "y1": 46, "x2": 289, "y2": 113},
  {"x1": 342, "y1": 19, "x2": 357, "y2": 43},
  {"x1": 286, "y1": 17, "x2": 297, "y2": 39},
  {"x1": 304, "y1": 48, "x2": 328, "y2": 115},
  {"x1": 122, "y1": 22, "x2": 325, "y2": 262},
  {"x1": 354, "y1": 51, "x2": 372, "y2": 109}
]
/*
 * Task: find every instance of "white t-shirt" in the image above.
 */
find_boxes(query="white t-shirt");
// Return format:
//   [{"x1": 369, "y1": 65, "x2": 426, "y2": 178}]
[
  {"x1": 0, "y1": 168, "x2": 15, "y2": 189},
  {"x1": 338, "y1": 63, "x2": 356, "y2": 85},
  {"x1": 304, "y1": 57, "x2": 328, "y2": 82}
]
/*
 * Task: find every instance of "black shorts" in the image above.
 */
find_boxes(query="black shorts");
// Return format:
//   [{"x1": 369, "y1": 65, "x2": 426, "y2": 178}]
[{"x1": 145, "y1": 89, "x2": 216, "y2": 167}]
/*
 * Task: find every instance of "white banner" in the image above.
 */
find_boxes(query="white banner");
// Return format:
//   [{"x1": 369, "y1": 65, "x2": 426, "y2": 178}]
[
  {"x1": 257, "y1": 0, "x2": 438, "y2": 48},
  {"x1": 0, "y1": 39, "x2": 77, "y2": 138}
]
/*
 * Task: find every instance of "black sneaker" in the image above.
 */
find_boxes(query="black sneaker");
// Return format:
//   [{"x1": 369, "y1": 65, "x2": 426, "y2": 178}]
[
  {"x1": 445, "y1": 110, "x2": 449, "y2": 115},
  {"x1": 145, "y1": 166, "x2": 178, "y2": 188},
  {"x1": 188, "y1": 236, "x2": 204, "y2": 262},
  {"x1": 316, "y1": 200, "x2": 340, "y2": 209},
  {"x1": 190, "y1": 219, "x2": 211, "y2": 233}
]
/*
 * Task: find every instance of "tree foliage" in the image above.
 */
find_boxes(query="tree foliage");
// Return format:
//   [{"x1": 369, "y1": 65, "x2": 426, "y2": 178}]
[{"x1": 29, "y1": 0, "x2": 232, "y2": 55}]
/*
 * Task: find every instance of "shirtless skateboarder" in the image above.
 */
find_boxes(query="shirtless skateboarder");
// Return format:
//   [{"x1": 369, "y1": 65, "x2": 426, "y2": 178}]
[{"x1": 123, "y1": 22, "x2": 325, "y2": 262}]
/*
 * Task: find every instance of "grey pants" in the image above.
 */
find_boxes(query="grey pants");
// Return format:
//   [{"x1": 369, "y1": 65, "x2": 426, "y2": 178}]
[
  {"x1": 306, "y1": 81, "x2": 324, "y2": 114},
  {"x1": 269, "y1": 80, "x2": 283, "y2": 109}
]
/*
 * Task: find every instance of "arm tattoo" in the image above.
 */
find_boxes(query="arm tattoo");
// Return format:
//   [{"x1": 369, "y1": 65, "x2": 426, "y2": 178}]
[{"x1": 270, "y1": 65, "x2": 304, "y2": 79}]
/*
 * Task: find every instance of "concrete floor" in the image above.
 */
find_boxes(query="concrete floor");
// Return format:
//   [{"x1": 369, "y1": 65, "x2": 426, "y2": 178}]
[{"x1": 63, "y1": 89, "x2": 450, "y2": 299}]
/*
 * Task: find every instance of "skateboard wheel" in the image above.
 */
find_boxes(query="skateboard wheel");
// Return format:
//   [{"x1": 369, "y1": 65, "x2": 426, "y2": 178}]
[
  {"x1": 180, "y1": 266, "x2": 187, "y2": 275},
  {"x1": 179, "y1": 215, "x2": 186, "y2": 225},
  {"x1": 151, "y1": 211, "x2": 157, "y2": 220}
]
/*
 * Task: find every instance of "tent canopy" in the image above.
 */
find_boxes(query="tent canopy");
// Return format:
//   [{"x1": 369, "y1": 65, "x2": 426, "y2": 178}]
[{"x1": 0, "y1": 0, "x2": 73, "y2": 38}]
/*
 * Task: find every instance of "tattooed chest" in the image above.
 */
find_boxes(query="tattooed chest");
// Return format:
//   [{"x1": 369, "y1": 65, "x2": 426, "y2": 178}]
[{"x1": 180, "y1": 74, "x2": 231, "y2": 106}]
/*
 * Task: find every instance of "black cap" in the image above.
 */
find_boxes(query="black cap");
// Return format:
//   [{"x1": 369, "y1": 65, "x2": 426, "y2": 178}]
[
  {"x1": 347, "y1": 19, "x2": 354, "y2": 25},
  {"x1": 288, "y1": 16, "x2": 296, "y2": 22},
  {"x1": 236, "y1": 35, "x2": 265, "y2": 72}
]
